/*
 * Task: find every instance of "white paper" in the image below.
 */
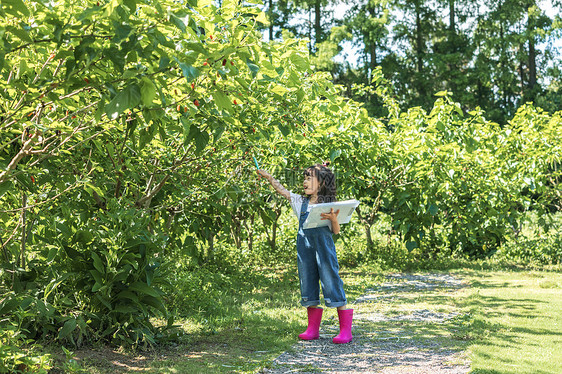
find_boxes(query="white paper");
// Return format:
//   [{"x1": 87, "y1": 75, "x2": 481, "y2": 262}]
[{"x1": 302, "y1": 199, "x2": 360, "y2": 229}]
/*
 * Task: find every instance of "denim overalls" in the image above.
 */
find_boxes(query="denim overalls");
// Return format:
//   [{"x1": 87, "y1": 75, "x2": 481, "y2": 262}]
[{"x1": 297, "y1": 197, "x2": 347, "y2": 308}]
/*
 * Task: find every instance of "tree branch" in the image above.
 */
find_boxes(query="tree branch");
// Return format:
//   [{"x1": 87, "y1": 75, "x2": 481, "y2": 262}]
[{"x1": 0, "y1": 134, "x2": 37, "y2": 184}]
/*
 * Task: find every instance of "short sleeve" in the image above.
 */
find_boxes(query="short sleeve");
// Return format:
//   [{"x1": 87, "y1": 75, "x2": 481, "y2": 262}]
[{"x1": 289, "y1": 191, "x2": 303, "y2": 218}]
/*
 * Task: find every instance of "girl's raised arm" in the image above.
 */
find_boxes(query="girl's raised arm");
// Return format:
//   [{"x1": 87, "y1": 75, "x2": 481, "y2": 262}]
[{"x1": 257, "y1": 169, "x2": 291, "y2": 200}]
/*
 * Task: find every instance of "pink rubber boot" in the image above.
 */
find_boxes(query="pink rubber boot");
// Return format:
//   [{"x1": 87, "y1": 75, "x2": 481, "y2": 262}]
[
  {"x1": 298, "y1": 307, "x2": 323, "y2": 340},
  {"x1": 333, "y1": 309, "x2": 353, "y2": 344}
]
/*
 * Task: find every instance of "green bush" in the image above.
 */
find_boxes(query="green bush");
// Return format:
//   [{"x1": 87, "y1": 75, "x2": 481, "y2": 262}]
[
  {"x1": 0, "y1": 203, "x2": 173, "y2": 349},
  {"x1": 0, "y1": 325, "x2": 51, "y2": 373},
  {"x1": 497, "y1": 235, "x2": 562, "y2": 265}
]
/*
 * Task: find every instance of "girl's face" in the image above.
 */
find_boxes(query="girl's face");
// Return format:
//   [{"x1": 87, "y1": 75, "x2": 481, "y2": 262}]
[{"x1": 303, "y1": 171, "x2": 320, "y2": 196}]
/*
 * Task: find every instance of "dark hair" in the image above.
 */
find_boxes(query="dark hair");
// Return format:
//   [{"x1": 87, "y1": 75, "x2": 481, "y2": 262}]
[{"x1": 303, "y1": 162, "x2": 337, "y2": 203}]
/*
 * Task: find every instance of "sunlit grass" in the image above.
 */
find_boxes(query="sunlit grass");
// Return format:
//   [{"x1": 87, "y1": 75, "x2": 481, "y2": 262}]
[{"x1": 456, "y1": 270, "x2": 562, "y2": 374}]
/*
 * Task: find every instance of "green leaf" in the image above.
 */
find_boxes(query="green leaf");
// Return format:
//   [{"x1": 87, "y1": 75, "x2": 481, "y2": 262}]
[
  {"x1": 255, "y1": 11, "x2": 270, "y2": 26},
  {"x1": 115, "y1": 290, "x2": 139, "y2": 302},
  {"x1": 142, "y1": 295, "x2": 166, "y2": 313},
  {"x1": 0, "y1": 297, "x2": 20, "y2": 315},
  {"x1": 278, "y1": 122, "x2": 290, "y2": 136},
  {"x1": 296, "y1": 88, "x2": 305, "y2": 103},
  {"x1": 7, "y1": 25, "x2": 32, "y2": 43},
  {"x1": 20, "y1": 297, "x2": 34, "y2": 310},
  {"x1": 129, "y1": 281, "x2": 160, "y2": 298},
  {"x1": 123, "y1": 0, "x2": 137, "y2": 11},
  {"x1": 46, "y1": 247, "x2": 57, "y2": 263},
  {"x1": 140, "y1": 77, "x2": 156, "y2": 105},
  {"x1": 95, "y1": 294, "x2": 112, "y2": 309},
  {"x1": 159, "y1": 56, "x2": 170, "y2": 70},
  {"x1": 213, "y1": 123, "x2": 225, "y2": 142},
  {"x1": 429, "y1": 204, "x2": 439, "y2": 216},
  {"x1": 187, "y1": 125, "x2": 209, "y2": 154},
  {"x1": 194, "y1": 130, "x2": 209, "y2": 154},
  {"x1": 112, "y1": 24, "x2": 133, "y2": 43},
  {"x1": 112, "y1": 305, "x2": 138, "y2": 314},
  {"x1": 105, "y1": 84, "x2": 141, "y2": 120},
  {"x1": 330, "y1": 149, "x2": 342, "y2": 162},
  {"x1": 170, "y1": 13, "x2": 187, "y2": 32},
  {"x1": 0, "y1": 181, "x2": 13, "y2": 199},
  {"x1": 184, "y1": 42, "x2": 207, "y2": 55},
  {"x1": 212, "y1": 91, "x2": 233, "y2": 111},
  {"x1": 15, "y1": 173, "x2": 37, "y2": 193},
  {"x1": 271, "y1": 84, "x2": 288, "y2": 96},
  {"x1": 246, "y1": 60, "x2": 259, "y2": 77},
  {"x1": 92, "y1": 282, "x2": 103, "y2": 292},
  {"x1": 91, "y1": 252, "x2": 105, "y2": 273},
  {"x1": 58, "y1": 318, "x2": 77, "y2": 339},
  {"x1": 90, "y1": 270, "x2": 103, "y2": 285},
  {"x1": 179, "y1": 62, "x2": 200, "y2": 82},
  {"x1": 84, "y1": 182, "x2": 104, "y2": 197},
  {"x1": 290, "y1": 53, "x2": 308, "y2": 70},
  {"x1": 103, "y1": 0, "x2": 121, "y2": 17},
  {"x1": 139, "y1": 122, "x2": 156, "y2": 149},
  {"x1": 405, "y1": 241, "x2": 418, "y2": 251},
  {"x1": 95, "y1": 97, "x2": 106, "y2": 121},
  {"x1": 2, "y1": 0, "x2": 30, "y2": 17},
  {"x1": 74, "y1": 230, "x2": 94, "y2": 245}
]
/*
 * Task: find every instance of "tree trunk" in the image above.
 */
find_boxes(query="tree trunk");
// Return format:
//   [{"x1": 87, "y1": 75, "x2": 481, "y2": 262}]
[
  {"x1": 449, "y1": 0, "x2": 455, "y2": 34},
  {"x1": 528, "y1": 39, "x2": 536, "y2": 89},
  {"x1": 364, "y1": 223, "x2": 374, "y2": 250},
  {"x1": 268, "y1": 0, "x2": 274, "y2": 41},
  {"x1": 206, "y1": 232, "x2": 214, "y2": 262},
  {"x1": 356, "y1": 206, "x2": 374, "y2": 250},
  {"x1": 20, "y1": 192, "x2": 27, "y2": 268},
  {"x1": 366, "y1": 2, "x2": 378, "y2": 80},
  {"x1": 262, "y1": 206, "x2": 282, "y2": 252},
  {"x1": 415, "y1": 1, "x2": 423, "y2": 74},
  {"x1": 500, "y1": 22, "x2": 508, "y2": 108},
  {"x1": 248, "y1": 214, "x2": 254, "y2": 253},
  {"x1": 314, "y1": 0, "x2": 322, "y2": 46},
  {"x1": 308, "y1": 7, "x2": 313, "y2": 52},
  {"x1": 527, "y1": 9, "x2": 537, "y2": 90},
  {"x1": 519, "y1": 57, "x2": 525, "y2": 95},
  {"x1": 370, "y1": 43, "x2": 377, "y2": 76},
  {"x1": 0, "y1": 234, "x2": 8, "y2": 262}
]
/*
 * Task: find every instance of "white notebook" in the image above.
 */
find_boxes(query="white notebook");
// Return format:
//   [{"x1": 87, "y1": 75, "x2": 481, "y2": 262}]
[{"x1": 302, "y1": 199, "x2": 360, "y2": 229}]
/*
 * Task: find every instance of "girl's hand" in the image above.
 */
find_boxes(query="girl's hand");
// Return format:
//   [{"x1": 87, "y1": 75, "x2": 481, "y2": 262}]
[
  {"x1": 257, "y1": 169, "x2": 291, "y2": 200},
  {"x1": 321, "y1": 208, "x2": 340, "y2": 234},
  {"x1": 320, "y1": 208, "x2": 340, "y2": 222}
]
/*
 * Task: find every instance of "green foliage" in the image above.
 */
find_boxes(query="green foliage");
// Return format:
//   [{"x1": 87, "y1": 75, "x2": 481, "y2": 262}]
[
  {"x1": 499, "y1": 235, "x2": 562, "y2": 265},
  {"x1": 1, "y1": 202, "x2": 171, "y2": 348},
  {"x1": 0, "y1": 0, "x2": 323, "y2": 348},
  {"x1": 337, "y1": 0, "x2": 562, "y2": 123},
  {"x1": 0, "y1": 324, "x2": 52, "y2": 373},
  {"x1": 0, "y1": 0, "x2": 561, "y2": 355},
  {"x1": 496, "y1": 213, "x2": 562, "y2": 266}
]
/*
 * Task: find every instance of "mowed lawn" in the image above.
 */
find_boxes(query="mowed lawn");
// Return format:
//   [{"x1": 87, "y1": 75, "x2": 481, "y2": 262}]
[{"x1": 458, "y1": 269, "x2": 562, "y2": 374}]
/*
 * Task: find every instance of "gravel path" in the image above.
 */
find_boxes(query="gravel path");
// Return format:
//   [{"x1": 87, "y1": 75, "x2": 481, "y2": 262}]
[{"x1": 261, "y1": 273, "x2": 471, "y2": 374}]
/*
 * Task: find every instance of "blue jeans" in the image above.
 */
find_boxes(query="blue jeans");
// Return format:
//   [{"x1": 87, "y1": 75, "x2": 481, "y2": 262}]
[{"x1": 296, "y1": 198, "x2": 347, "y2": 308}]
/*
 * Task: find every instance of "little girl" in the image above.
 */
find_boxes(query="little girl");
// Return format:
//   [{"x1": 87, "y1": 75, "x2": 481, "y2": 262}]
[{"x1": 257, "y1": 163, "x2": 353, "y2": 344}]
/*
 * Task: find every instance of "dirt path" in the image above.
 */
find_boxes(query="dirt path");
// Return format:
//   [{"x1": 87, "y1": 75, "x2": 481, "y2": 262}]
[{"x1": 260, "y1": 273, "x2": 471, "y2": 374}]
